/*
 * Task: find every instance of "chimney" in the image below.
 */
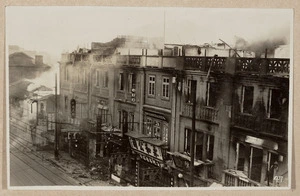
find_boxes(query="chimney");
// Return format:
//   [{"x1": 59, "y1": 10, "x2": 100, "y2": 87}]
[{"x1": 35, "y1": 55, "x2": 43, "y2": 65}]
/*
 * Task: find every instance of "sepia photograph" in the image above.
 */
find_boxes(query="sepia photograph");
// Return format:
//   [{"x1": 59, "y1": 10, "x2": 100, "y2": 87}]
[{"x1": 6, "y1": 6, "x2": 292, "y2": 189}]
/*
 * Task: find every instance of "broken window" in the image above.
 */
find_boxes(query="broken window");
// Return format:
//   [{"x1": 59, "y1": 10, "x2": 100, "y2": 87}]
[
  {"x1": 206, "y1": 82, "x2": 218, "y2": 107},
  {"x1": 128, "y1": 73, "x2": 136, "y2": 92},
  {"x1": 207, "y1": 134, "x2": 214, "y2": 160},
  {"x1": 184, "y1": 129, "x2": 214, "y2": 161},
  {"x1": 119, "y1": 72, "x2": 124, "y2": 91},
  {"x1": 268, "y1": 89, "x2": 283, "y2": 119},
  {"x1": 186, "y1": 79, "x2": 192, "y2": 103},
  {"x1": 235, "y1": 144, "x2": 263, "y2": 182},
  {"x1": 103, "y1": 71, "x2": 108, "y2": 88},
  {"x1": 242, "y1": 86, "x2": 254, "y2": 114},
  {"x1": 96, "y1": 70, "x2": 100, "y2": 87}
]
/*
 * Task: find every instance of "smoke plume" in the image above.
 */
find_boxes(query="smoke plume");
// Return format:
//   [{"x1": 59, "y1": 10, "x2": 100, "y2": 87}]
[{"x1": 234, "y1": 27, "x2": 290, "y2": 57}]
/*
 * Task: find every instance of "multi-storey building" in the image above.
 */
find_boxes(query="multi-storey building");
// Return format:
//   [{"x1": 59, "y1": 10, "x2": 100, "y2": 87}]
[{"x1": 59, "y1": 37, "x2": 290, "y2": 187}]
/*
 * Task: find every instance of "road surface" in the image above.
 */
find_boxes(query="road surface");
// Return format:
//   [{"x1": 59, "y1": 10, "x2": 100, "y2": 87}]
[
  {"x1": 9, "y1": 120, "x2": 82, "y2": 187},
  {"x1": 10, "y1": 150, "x2": 82, "y2": 186}
]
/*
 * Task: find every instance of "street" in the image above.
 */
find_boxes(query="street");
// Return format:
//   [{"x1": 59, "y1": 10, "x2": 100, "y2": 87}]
[{"x1": 10, "y1": 150, "x2": 81, "y2": 186}]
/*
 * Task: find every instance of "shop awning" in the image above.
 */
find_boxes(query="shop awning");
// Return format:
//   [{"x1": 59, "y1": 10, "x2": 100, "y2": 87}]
[
  {"x1": 167, "y1": 152, "x2": 205, "y2": 166},
  {"x1": 125, "y1": 131, "x2": 167, "y2": 147}
]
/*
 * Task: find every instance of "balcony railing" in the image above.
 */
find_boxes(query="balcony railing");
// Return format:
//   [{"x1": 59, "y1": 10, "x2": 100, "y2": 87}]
[
  {"x1": 222, "y1": 170, "x2": 260, "y2": 187},
  {"x1": 129, "y1": 55, "x2": 141, "y2": 65},
  {"x1": 184, "y1": 56, "x2": 289, "y2": 75},
  {"x1": 261, "y1": 118, "x2": 287, "y2": 137},
  {"x1": 184, "y1": 56, "x2": 226, "y2": 72},
  {"x1": 114, "y1": 55, "x2": 289, "y2": 75},
  {"x1": 233, "y1": 113, "x2": 258, "y2": 130},
  {"x1": 116, "y1": 55, "x2": 141, "y2": 66},
  {"x1": 182, "y1": 104, "x2": 218, "y2": 123},
  {"x1": 233, "y1": 113, "x2": 287, "y2": 137}
]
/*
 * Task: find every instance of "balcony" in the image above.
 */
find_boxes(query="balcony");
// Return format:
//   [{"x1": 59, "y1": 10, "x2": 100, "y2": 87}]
[
  {"x1": 235, "y1": 58, "x2": 289, "y2": 75},
  {"x1": 261, "y1": 118, "x2": 287, "y2": 137},
  {"x1": 184, "y1": 56, "x2": 289, "y2": 76},
  {"x1": 233, "y1": 113, "x2": 258, "y2": 131},
  {"x1": 182, "y1": 104, "x2": 218, "y2": 123},
  {"x1": 222, "y1": 169, "x2": 260, "y2": 187},
  {"x1": 184, "y1": 56, "x2": 226, "y2": 72},
  {"x1": 232, "y1": 113, "x2": 287, "y2": 138},
  {"x1": 116, "y1": 55, "x2": 141, "y2": 66}
]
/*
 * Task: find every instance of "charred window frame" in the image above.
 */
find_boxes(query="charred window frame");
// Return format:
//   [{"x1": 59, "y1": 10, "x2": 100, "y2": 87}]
[
  {"x1": 206, "y1": 134, "x2": 214, "y2": 161},
  {"x1": 128, "y1": 73, "x2": 136, "y2": 92},
  {"x1": 186, "y1": 79, "x2": 192, "y2": 103},
  {"x1": 98, "y1": 108, "x2": 108, "y2": 124},
  {"x1": 206, "y1": 82, "x2": 218, "y2": 107},
  {"x1": 184, "y1": 128, "x2": 214, "y2": 161},
  {"x1": 148, "y1": 75, "x2": 156, "y2": 96},
  {"x1": 162, "y1": 77, "x2": 170, "y2": 99},
  {"x1": 118, "y1": 110, "x2": 122, "y2": 129},
  {"x1": 103, "y1": 71, "x2": 108, "y2": 88},
  {"x1": 119, "y1": 72, "x2": 124, "y2": 91},
  {"x1": 267, "y1": 88, "x2": 282, "y2": 119},
  {"x1": 95, "y1": 70, "x2": 100, "y2": 87},
  {"x1": 241, "y1": 86, "x2": 254, "y2": 114}
]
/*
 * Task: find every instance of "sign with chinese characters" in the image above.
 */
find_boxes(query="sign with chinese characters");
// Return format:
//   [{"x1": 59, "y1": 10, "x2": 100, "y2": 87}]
[{"x1": 128, "y1": 137, "x2": 164, "y2": 161}]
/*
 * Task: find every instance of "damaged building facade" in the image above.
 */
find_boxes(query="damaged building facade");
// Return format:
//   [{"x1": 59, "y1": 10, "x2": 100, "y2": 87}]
[{"x1": 58, "y1": 36, "x2": 290, "y2": 187}]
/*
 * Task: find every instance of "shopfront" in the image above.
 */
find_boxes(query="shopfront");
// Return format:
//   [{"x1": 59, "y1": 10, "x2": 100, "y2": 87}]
[{"x1": 125, "y1": 131, "x2": 174, "y2": 187}]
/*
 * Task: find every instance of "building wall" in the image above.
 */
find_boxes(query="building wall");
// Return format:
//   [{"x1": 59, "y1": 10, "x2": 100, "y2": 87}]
[{"x1": 144, "y1": 69, "x2": 174, "y2": 109}]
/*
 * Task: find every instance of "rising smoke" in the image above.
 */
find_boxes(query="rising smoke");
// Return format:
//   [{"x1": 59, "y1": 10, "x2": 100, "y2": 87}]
[{"x1": 233, "y1": 27, "x2": 290, "y2": 57}]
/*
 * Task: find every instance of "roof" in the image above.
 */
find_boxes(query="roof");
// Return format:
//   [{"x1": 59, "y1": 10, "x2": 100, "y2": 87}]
[
  {"x1": 9, "y1": 52, "x2": 35, "y2": 66},
  {"x1": 9, "y1": 52, "x2": 51, "y2": 69}
]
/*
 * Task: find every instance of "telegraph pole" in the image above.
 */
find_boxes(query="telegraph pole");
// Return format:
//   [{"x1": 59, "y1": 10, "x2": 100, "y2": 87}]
[
  {"x1": 55, "y1": 73, "x2": 59, "y2": 160},
  {"x1": 190, "y1": 80, "x2": 197, "y2": 187}
]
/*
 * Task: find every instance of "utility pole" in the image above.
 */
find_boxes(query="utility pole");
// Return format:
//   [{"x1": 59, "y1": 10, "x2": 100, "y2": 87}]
[
  {"x1": 190, "y1": 80, "x2": 197, "y2": 187},
  {"x1": 55, "y1": 73, "x2": 59, "y2": 160}
]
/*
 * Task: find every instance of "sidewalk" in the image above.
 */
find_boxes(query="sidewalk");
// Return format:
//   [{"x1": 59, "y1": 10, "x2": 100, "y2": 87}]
[{"x1": 35, "y1": 150, "x2": 121, "y2": 186}]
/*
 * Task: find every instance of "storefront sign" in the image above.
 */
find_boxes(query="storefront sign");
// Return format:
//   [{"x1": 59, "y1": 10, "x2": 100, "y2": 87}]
[
  {"x1": 138, "y1": 154, "x2": 161, "y2": 167},
  {"x1": 245, "y1": 136, "x2": 278, "y2": 150},
  {"x1": 129, "y1": 137, "x2": 164, "y2": 161}
]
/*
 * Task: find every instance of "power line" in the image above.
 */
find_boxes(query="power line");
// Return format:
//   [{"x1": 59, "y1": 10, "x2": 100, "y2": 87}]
[
  {"x1": 9, "y1": 115, "x2": 50, "y2": 134},
  {"x1": 10, "y1": 124, "x2": 47, "y2": 142}
]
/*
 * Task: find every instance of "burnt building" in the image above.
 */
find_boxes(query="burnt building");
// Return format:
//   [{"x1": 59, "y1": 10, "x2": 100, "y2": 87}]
[{"x1": 59, "y1": 37, "x2": 290, "y2": 187}]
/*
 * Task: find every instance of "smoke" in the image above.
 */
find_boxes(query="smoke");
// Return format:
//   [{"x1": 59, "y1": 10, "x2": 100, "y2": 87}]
[
  {"x1": 233, "y1": 27, "x2": 290, "y2": 57},
  {"x1": 26, "y1": 65, "x2": 59, "y2": 92}
]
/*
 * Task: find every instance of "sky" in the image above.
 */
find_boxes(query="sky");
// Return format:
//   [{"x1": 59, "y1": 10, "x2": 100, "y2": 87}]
[{"x1": 6, "y1": 7, "x2": 292, "y2": 63}]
